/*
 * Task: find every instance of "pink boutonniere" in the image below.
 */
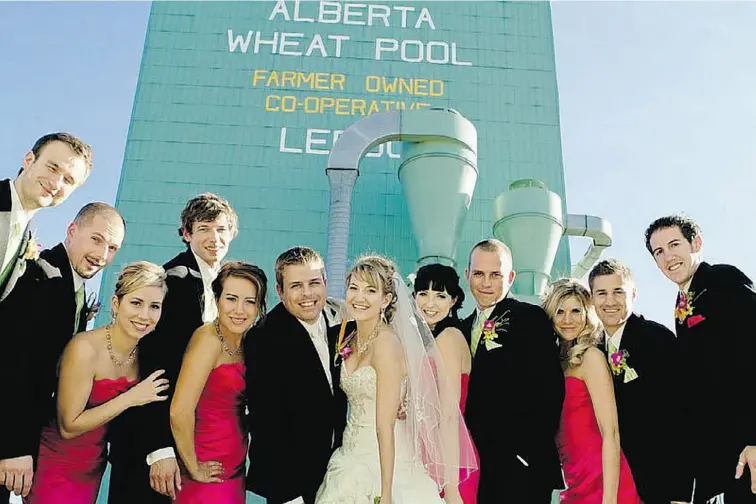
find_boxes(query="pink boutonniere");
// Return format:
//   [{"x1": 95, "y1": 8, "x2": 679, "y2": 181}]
[
  {"x1": 675, "y1": 289, "x2": 707, "y2": 326},
  {"x1": 610, "y1": 349, "x2": 639, "y2": 383},
  {"x1": 481, "y1": 311, "x2": 510, "y2": 351}
]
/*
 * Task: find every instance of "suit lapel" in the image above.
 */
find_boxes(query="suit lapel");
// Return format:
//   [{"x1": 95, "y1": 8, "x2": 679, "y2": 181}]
[
  {"x1": 282, "y1": 306, "x2": 333, "y2": 396},
  {"x1": 43, "y1": 244, "x2": 78, "y2": 328},
  {"x1": 0, "y1": 226, "x2": 31, "y2": 302}
]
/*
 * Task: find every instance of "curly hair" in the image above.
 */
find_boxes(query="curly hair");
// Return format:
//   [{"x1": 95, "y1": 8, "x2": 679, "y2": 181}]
[
  {"x1": 346, "y1": 254, "x2": 399, "y2": 322},
  {"x1": 542, "y1": 278, "x2": 602, "y2": 369}
]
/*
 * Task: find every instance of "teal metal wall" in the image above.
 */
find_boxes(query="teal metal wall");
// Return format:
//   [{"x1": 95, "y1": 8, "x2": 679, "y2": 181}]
[{"x1": 96, "y1": 2, "x2": 569, "y2": 502}]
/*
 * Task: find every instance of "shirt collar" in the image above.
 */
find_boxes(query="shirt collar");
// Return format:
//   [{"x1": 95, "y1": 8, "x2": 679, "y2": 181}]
[
  {"x1": 298, "y1": 312, "x2": 325, "y2": 337},
  {"x1": 606, "y1": 320, "x2": 628, "y2": 350},
  {"x1": 476, "y1": 305, "x2": 495, "y2": 322},
  {"x1": 192, "y1": 250, "x2": 220, "y2": 287}
]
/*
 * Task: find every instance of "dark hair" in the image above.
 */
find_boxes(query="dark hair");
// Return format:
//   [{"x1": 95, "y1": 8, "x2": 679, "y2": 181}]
[
  {"x1": 179, "y1": 193, "x2": 239, "y2": 245},
  {"x1": 275, "y1": 246, "x2": 325, "y2": 290},
  {"x1": 211, "y1": 261, "x2": 269, "y2": 320},
  {"x1": 644, "y1": 215, "x2": 701, "y2": 255},
  {"x1": 588, "y1": 258, "x2": 634, "y2": 292},
  {"x1": 413, "y1": 263, "x2": 465, "y2": 336},
  {"x1": 74, "y1": 202, "x2": 126, "y2": 232},
  {"x1": 30, "y1": 132, "x2": 93, "y2": 173}
]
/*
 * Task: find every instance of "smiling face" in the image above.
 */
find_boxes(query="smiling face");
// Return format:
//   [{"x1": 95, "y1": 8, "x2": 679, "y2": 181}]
[
  {"x1": 591, "y1": 273, "x2": 635, "y2": 334},
  {"x1": 277, "y1": 261, "x2": 326, "y2": 324},
  {"x1": 183, "y1": 215, "x2": 233, "y2": 268},
  {"x1": 346, "y1": 273, "x2": 391, "y2": 323},
  {"x1": 111, "y1": 285, "x2": 164, "y2": 341},
  {"x1": 553, "y1": 295, "x2": 587, "y2": 342},
  {"x1": 16, "y1": 141, "x2": 89, "y2": 210},
  {"x1": 465, "y1": 248, "x2": 515, "y2": 309},
  {"x1": 65, "y1": 212, "x2": 125, "y2": 279},
  {"x1": 217, "y1": 276, "x2": 259, "y2": 335},
  {"x1": 415, "y1": 285, "x2": 455, "y2": 329},
  {"x1": 649, "y1": 226, "x2": 702, "y2": 288}
]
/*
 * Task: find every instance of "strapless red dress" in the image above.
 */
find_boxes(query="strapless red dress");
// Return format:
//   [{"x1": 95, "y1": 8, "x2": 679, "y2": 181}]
[
  {"x1": 26, "y1": 377, "x2": 137, "y2": 504},
  {"x1": 557, "y1": 376, "x2": 641, "y2": 504},
  {"x1": 175, "y1": 362, "x2": 247, "y2": 504}
]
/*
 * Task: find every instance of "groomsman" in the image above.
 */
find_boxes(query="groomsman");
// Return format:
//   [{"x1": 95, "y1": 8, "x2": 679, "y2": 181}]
[
  {"x1": 107, "y1": 193, "x2": 238, "y2": 504},
  {"x1": 646, "y1": 215, "x2": 756, "y2": 503},
  {"x1": 246, "y1": 246, "x2": 351, "y2": 504},
  {"x1": 0, "y1": 202, "x2": 124, "y2": 501},
  {"x1": 461, "y1": 239, "x2": 564, "y2": 504},
  {"x1": 1, "y1": 132, "x2": 92, "y2": 302},
  {"x1": 588, "y1": 258, "x2": 691, "y2": 504}
]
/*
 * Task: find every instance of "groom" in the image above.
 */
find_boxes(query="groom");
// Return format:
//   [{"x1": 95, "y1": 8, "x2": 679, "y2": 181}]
[
  {"x1": 245, "y1": 246, "x2": 351, "y2": 504},
  {"x1": 462, "y1": 239, "x2": 565, "y2": 504}
]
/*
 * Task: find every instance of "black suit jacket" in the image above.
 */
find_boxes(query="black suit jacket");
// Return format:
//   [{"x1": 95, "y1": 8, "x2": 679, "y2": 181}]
[
  {"x1": 0, "y1": 243, "x2": 87, "y2": 460},
  {"x1": 606, "y1": 313, "x2": 692, "y2": 503},
  {"x1": 245, "y1": 302, "x2": 350, "y2": 502},
  {"x1": 108, "y1": 249, "x2": 205, "y2": 466},
  {"x1": 0, "y1": 178, "x2": 32, "y2": 301},
  {"x1": 461, "y1": 296, "x2": 565, "y2": 499},
  {"x1": 673, "y1": 261, "x2": 756, "y2": 501}
]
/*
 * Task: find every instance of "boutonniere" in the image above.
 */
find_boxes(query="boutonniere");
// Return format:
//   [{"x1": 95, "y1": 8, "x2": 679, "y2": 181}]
[
  {"x1": 610, "y1": 349, "x2": 639, "y2": 383},
  {"x1": 481, "y1": 310, "x2": 510, "y2": 351},
  {"x1": 333, "y1": 319, "x2": 354, "y2": 367},
  {"x1": 85, "y1": 292, "x2": 101, "y2": 322},
  {"x1": 23, "y1": 231, "x2": 41, "y2": 261},
  {"x1": 675, "y1": 289, "x2": 707, "y2": 327}
]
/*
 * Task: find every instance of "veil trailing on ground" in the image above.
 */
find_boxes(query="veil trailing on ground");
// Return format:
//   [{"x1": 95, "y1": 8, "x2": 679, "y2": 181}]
[{"x1": 389, "y1": 272, "x2": 479, "y2": 493}]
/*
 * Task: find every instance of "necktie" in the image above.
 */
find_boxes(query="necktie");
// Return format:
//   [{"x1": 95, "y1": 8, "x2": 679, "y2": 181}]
[
  {"x1": 470, "y1": 313, "x2": 485, "y2": 357},
  {"x1": 607, "y1": 339, "x2": 618, "y2": 364},
  {"x1": 74, "y1": 287, "x2": 85, "y2": 333}
]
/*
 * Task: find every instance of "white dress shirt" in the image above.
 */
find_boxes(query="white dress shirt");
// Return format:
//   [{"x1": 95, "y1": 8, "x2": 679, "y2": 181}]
[
  {"x1": 604, "y1": 321, "x2": 628, "y2": 352},
  {"x1": 193, "y1": 251, "x2": 220, "y2": 323},
  {"x1": 1, "y1": 180, "x2": 34, "y2": 274},
  {"x1": 146, "y1": 252, "x2": 219, "y2": 466},
  {"x1": 299, "y1": 313, "x2": 332, "y2": 392}
]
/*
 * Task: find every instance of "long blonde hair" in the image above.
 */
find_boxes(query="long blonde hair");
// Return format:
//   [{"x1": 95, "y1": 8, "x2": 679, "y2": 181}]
[{"x1": 542, "y1": 278, "x2": 602, "y2": 369}]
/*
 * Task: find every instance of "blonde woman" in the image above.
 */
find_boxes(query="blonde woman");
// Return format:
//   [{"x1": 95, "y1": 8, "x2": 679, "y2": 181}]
[
  {"x1": 542, "y1": 279, "x2": 640, "y2": 504},
  {"x1": 26, "y1": 262, "x2": 169, "y2": 504},
  {"x1": 315, "y1": 255, "x2": 475, "y2": 504}
]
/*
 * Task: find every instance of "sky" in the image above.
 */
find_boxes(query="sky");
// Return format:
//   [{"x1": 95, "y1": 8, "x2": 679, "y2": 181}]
[{"x1": 1, "y1": 1, "x2": 755, "y2": 330}]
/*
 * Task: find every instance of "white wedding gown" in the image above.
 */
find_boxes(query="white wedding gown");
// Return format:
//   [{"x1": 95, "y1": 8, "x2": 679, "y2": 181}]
[{"x1": 315, "y1": 365, "x2": 444, "y2": 504}]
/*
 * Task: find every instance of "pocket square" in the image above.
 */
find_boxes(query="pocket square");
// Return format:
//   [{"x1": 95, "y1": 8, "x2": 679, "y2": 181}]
[
  {"x1": 687, "y1": 314, "x2": 706, "y2": 328},
  {"x1": 484, "y1": 339, "x2": 502, "y2": 351},
  {"x1": 623, "y1": 366, "x2": 639, "y2": 383}
]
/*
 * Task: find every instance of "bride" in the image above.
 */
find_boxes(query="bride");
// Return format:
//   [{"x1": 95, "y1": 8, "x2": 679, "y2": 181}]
[{"x1": 315, "y1": 255, "x2": 477, "y2": 504}]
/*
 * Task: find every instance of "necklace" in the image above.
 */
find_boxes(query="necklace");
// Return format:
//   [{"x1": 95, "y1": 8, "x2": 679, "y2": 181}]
[
  {"x1": 356, "y1": 322, "x2": 381, "y2": 358},
  {"x1": 215, "y1": 319, "x2": 243, "y2": 357},
  {"x1": 106, "y1": 325, "x2": 137, "y2": 367}
]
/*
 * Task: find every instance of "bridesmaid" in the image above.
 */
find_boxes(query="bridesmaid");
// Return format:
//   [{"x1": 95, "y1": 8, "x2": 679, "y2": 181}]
[
  {"x1": 170, "y1": 261, "x2": 268, "y2": 504},
  {"x1": 542, "y1": 279, "x2": 641, "y2": 504},
  {"x1": 413, "y1": 263, "x2": 479, "y2": 504},
  {"x1": 26, "y1": 261, "x2": 170, "y2": 504}
]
